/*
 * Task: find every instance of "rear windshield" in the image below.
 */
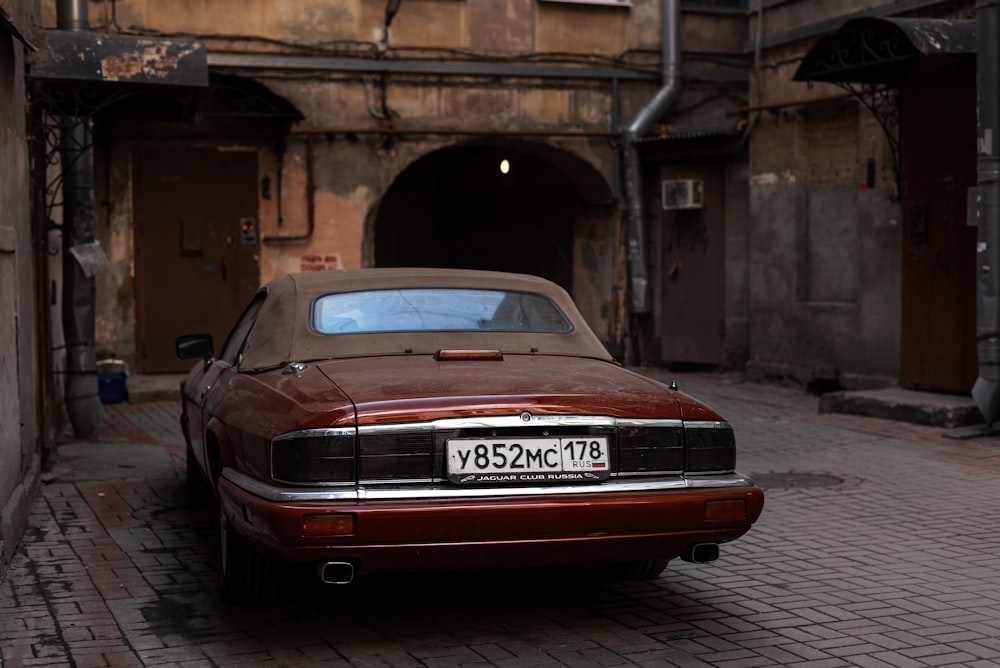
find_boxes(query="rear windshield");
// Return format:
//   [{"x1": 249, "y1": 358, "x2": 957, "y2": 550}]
[{"x1": 311, "y1": 288, "x2": 572, "y2": 335}]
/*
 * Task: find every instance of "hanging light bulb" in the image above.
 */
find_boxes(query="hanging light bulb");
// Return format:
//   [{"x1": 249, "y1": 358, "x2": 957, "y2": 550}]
[{"x1": 499, "y1": 158, "x2": 510, "y2": 175}]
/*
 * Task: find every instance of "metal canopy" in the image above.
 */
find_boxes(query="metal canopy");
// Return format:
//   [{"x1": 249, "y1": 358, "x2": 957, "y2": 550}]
[
  {"x1": 195, "y1": 74, "x2": 303, "y2": 122},
  {"x1": 29, "y1": 71, "x2": 301, "y2": 127},
  {"x1": 794, "y1": 17, "x2": 975, "y2": 85}
]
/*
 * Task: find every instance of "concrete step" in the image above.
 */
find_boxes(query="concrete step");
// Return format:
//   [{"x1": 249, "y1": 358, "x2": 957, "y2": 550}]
[{"x1": 819, "y1": 387, "x2": 984, "y2": 430}]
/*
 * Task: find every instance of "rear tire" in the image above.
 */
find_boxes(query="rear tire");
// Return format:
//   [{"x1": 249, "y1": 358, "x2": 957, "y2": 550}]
[
  {"x1": 219, "y1": 505, "x2": 280, "y2": 604},
  {"x1": 618, "y1": 559, "x2": 670, "y2": 580}
]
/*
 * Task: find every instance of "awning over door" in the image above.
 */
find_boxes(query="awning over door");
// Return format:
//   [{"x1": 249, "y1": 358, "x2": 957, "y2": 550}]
[{"x1": 793, "y1": 17, "x2": 975, "y2": 85}]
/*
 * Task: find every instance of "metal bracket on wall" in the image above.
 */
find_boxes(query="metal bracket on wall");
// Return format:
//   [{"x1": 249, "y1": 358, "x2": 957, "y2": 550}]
[
  {"x1": 28, "y1": 83, "x2": 141, "y2": 254},
  {"x1": 836, "y1": 82, "x2": 901, "y2": 198}
]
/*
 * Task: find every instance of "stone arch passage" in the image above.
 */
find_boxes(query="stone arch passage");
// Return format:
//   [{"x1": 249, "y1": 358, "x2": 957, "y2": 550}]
[{"x1": 374, "y1": 141, "x2": 612, "y2": 292}]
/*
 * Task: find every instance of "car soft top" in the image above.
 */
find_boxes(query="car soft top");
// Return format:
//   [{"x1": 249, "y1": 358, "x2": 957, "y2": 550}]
[{"x1": 236, "y1": 268, "x2": 615, "y2": 371}]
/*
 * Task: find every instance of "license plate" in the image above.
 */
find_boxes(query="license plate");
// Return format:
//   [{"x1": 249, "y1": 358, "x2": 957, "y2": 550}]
[{"x1": 446, "y1": 436, "x2": 610, "y2": 484}]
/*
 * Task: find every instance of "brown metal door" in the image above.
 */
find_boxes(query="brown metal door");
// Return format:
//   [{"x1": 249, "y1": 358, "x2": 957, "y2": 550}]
[
  {"x1": 659, "y1": 163, "x2": 725, "y2": 365},
  {"x1": 134, "y1": 147, "x2": 260, "y2": 373},
  {"x1": 900, "y1": 73, "x2": 977, "y2": 392}
]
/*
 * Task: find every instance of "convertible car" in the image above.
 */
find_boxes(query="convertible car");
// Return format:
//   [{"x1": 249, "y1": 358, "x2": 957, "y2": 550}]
[{"x1": 176, "y1": 268, "x2": 764, "y2": 603}]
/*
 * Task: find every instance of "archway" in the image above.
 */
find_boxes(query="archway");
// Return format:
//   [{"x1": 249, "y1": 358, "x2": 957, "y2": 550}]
[{"x1": 374, "y1": 141, "x2": 613, "y2": 292}]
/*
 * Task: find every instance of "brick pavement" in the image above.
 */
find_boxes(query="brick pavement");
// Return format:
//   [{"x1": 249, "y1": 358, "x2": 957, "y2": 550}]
[{"x1": 3, "y1": 372, "x2": 1000, "y2": 667}]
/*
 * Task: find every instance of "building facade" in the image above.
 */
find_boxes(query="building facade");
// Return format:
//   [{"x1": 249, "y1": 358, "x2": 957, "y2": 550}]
[
  {"x1": 26, "y1": 0, "x2": 751, "y2": 376},
  {"x1": 26, "y1": 0, "x2": 980, "y2": 417},
  {"x1": 746, "y1": 0, "x2": 977, "y2": 393},
  {"x1": 23, "y1": 0, "x2": 986, "y2": 417},
  {"x1": 5, "y1": 0, "x2": 988, "y2": 569}
]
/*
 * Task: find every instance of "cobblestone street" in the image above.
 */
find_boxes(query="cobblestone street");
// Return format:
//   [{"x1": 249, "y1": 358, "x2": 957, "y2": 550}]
[{"x1": 3, "y1": 372, "x2": 1000, "y2": 667}]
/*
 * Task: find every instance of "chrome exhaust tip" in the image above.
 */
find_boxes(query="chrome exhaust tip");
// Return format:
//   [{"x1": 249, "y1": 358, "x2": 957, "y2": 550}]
[
  {"x1": 681, "y1": 543, "x2": 720, "y2": 564},
  {"x1": 317, "y1": 561, "x2": 355, "y2": 585}
]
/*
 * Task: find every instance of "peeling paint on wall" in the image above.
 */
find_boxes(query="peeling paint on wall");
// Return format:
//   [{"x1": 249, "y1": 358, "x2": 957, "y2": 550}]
[
  {"x1": 299, "y1": 254, "x2": 341, "y2": 272},
  {"x1": 101, "y1": 43, "x2": 200, "y2": 81},
  {"x1": 750, "y1": 171, "x2": 797, "y2": 186},
  {"x1": 259, "y1": 175, "x2": 369, "y2": 283}
]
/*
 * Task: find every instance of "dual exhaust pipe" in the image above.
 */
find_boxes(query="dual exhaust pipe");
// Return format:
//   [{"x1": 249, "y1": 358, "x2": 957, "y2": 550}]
[{"x1": 316, "y1": 544, "x2": 719, "y2": 585}]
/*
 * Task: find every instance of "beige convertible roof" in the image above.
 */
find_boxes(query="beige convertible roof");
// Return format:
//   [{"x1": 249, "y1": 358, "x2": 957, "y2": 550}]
[{"x1": 237, "y1": 268, "x2": 614, "y2": 371}]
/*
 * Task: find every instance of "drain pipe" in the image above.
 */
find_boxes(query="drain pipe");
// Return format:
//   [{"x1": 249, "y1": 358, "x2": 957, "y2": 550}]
[
  {"x1": 58, "y1": 0, "x2": 105, "y2": 437},
  {"x1": 56, "y1": 0, "x2": 88, "y2": 30},
  {"x1": 973, "y1": 5, "x2": 1000, "y2": 425},
  {"x1": 623, "y1": 0, "x2": 681, "y2": 317}
]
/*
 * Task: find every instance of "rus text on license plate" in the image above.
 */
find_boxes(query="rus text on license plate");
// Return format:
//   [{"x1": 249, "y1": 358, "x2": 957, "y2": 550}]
[{"x1": 446, "y1": 437, "x2": 610, "y2": 483}]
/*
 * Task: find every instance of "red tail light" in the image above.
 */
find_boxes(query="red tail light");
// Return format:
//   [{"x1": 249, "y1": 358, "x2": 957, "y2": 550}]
[
  {"x1": 302, "y1": 514, "x2": 355, "y2": 537},
  {"x1": 705, "y1": 499, "x2": 747, "y2": 522}
]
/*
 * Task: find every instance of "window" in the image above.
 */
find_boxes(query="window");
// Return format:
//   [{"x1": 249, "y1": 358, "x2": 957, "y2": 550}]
[{"x1": 311, "y1": 288, "x2": 572, "y2": 335}]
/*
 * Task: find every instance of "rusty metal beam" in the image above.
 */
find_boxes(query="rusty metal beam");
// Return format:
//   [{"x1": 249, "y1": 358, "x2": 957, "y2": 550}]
[
  {"x1": 207, "y1": 51, "x2": 658, "y2": 81},
  {"x1": 30, "y1": 30, "x2": 208, "y2": 87}
]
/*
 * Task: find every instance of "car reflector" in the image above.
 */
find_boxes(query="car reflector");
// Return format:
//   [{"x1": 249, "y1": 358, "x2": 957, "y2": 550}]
[
  {"x1": 705, "y1": 499, "x2": 746, "y2": 522},
  {"x1": 302, "y1": 514, "x2": 355, "y2": 537}
]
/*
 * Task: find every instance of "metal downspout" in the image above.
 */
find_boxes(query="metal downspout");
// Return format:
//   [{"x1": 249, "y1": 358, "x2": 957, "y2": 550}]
[
  {"x1": 972, "y1": 2, "x2": 1000, "y2": 424},
  {"x1": 58, "y1": 0, "x2": 105, "y2": 437},
  {"x1": 974, "y1": 5, "x2": 1000, "y2": 424},
  {"x1": 623, "y1": 0, "x2": 681, "y2": 315}
]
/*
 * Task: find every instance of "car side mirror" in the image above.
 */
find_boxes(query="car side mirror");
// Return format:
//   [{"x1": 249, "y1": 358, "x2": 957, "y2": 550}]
[{"x1": 176, "y1": 333, "x2": 214, "y2": 361}]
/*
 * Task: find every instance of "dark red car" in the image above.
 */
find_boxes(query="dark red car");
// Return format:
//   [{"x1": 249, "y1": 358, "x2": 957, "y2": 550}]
[{"x1": 176, "y1": 268, "x2": 764, "y2": 603}]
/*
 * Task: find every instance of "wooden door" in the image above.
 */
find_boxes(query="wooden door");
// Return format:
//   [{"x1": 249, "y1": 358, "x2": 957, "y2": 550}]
[
  {"x1": 134, "y1": 147, "x2": 260, "y2": 373},
  {"x1": 659, "y1": 162, "x2": 725, "y2": 365},
  {"x1": 900, "y1": 73, "x2": 977, "y2": 392}
]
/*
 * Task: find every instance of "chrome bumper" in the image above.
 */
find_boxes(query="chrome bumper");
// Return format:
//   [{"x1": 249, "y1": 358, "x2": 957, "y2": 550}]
[{"x1": 222, "y1": 467, "x2": 758, "y2": 503}]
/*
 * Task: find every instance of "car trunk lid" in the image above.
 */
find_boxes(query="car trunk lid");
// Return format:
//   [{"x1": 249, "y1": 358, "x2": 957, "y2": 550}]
[{"x1": 314, "y1": 354, "x2": 718, "y2": 425}]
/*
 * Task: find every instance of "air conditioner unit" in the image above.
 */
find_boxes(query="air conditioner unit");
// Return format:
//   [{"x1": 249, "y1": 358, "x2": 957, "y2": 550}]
[{"x1": 662, "y1": 178, "x2": 704, "y2": 210}]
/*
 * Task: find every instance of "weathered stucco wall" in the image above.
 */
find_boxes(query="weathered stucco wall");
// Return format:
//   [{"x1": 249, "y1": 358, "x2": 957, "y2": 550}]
[
  {"x1": 748, "y1": 168, "x2": 901, "y2": 385},
  {"x1": 94, "y1": 140, "x2": 136, "y2": 362},
  {"x1": 42, "y1": 0, "x2": 662, "y2": 51},
  {"x1": 70, "y1": 0, "x2": 754, "y2": 368},
  {"x1": 747, "y1": 7, "x2": 904, "y2": 387},
  {"x1": 723, "y1": 159, "x2": 751, "y2": 369},
  {"x1": 92, "y1": 80, "x2": 626, "y2": 365},
  {"x1": 0, "y1": 0, "x2": 41, "y2": 573},
  {"x1": 751, "y1": 0, "x2": 894, "y2": 36},
  {"x1": 256, "y1": 129, "x2": 624, "y2": 340},
  {"x1": 69, "y1": 0, "x2": 971, "y2": 384},
  {"x1": 83, "y1": 0, "x2": 660, "y2": 366},
  {"x1": 257, "y1": 137, "x2": 379, "y2": 278}
]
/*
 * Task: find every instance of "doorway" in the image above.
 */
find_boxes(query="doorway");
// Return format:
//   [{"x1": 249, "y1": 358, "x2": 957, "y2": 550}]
[
  {"x1": 899, "y1": 73, "x2": 977, "y2": 393},
  {"x1": 658, "y1": 162, "x2": 725, "y2": 365},
  {"x1": 134, "y1": 146, "x2": 260, "y2": 373}
]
